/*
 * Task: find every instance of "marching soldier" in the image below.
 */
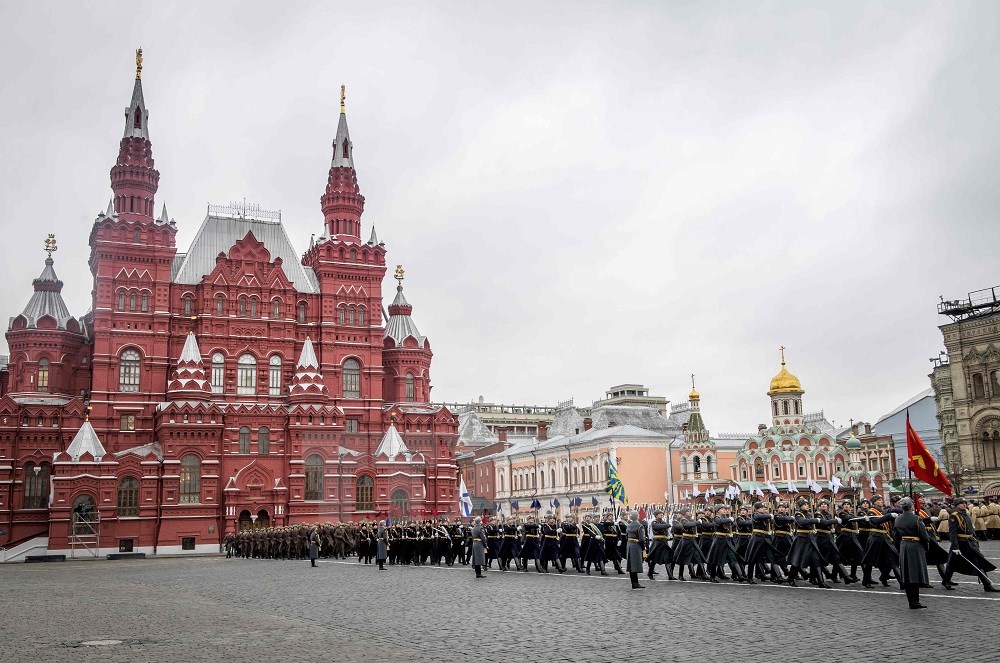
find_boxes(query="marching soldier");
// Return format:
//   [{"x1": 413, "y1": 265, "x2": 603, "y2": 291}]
[
  {"x1": 646, "y1": 510, "x2": 673, "y2": 581},
  {"x1": 582, "y1": 514, "x2": 608, "y2": 575},
  {"x1": 744, "y1": 502, "x2": 782, "y2": 584},
  {"x1": 520, "y1": 515, "x2": 542, "y2": 572},
  {"x1": 707, "y1": 504, "x2": 746, "y2": 582},
  {"x1": 538, "y1": 515, "x2": 563, "y2": 573},
  {"x1": 376, "y1": 519, "x2": 389, "y2": 570},
  {"x1": 498, "y1": 516, "x2": 521, "y2": 571},
  {"x1": 600, "y1": 513, "x2": 625, "y2": 574},
  {"x1": 816, "y1": 499, "x2": 856, "y2": 584},
  {"x1": 835, "y1": 500, "x2": 863, "y2": 582},
  {"x1": 940, "y1": 496, "x2": 1000, "y2": 592},
  {"x1": 485, "y1": 517, "x2": 501, "y2": 569},
  {"x1": 559, "y1": 515, "x2": 582, "y2": 573},
  {"x1": 859, "y1": 495, "x2": 900, "y2": 588},
  {"x1": 788, "y1": 498, "x2": 831, "y2": 588}
]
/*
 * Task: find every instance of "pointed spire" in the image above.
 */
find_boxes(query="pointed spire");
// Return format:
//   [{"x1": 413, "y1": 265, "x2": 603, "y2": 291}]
[
  {"x1": 157, "y1": 203, "x2": 170, "y2": 225},
  {"x1": 64, "y1": 420, "x2": 107, "y2": 462},
  {"x1": 321, "y1": 84, "x2": 364, "y2": 239},
  {"x1": 289, "y1": 337, "x2": 329, "y2": 403},
  {"x1": 11, "y1": 236, "x2": 75, "y2": 331},
  {"x1": 385, "y1": 265, "x2": 427, "y2": 348},
  {"x1": 367, "y1": 225, "x2": 379, "y2": 245},
  {"x1": 106, "y1": 199, "x2": 115, "y2": 217},
  {"x1": 111, "y1": 48, "x2": 159, "y2": 221},
  {"x1": 167, "y1": 332, "x2": 211, "y2": 400},
  {"x1": 375, "y1": 423, "x2": 412, "y2": 460}
]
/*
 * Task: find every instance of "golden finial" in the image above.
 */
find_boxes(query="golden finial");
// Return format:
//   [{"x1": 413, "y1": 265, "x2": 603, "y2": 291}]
[
  {"x1": 44, "y1": 234, "x2": 58, "y2": 259},
  {"x1": 779, "y1": 345, "x2": 786, "y2": 365},
  {"x1": 340, "y1": 84, "x2": 346, "y2": 113},
  {"x1": 85, "y1": 404, "x2": 92, "y2": 422},
  {"x1": 689, "y1": 373, "x2": 700, "y2": 401},
  {"x1": 691, "y1": 373, "x2": 696, "y2": 390},
  {"x1": 136, "y1": 48, "x2": 143, "y2": 80},
  {"x1": 394, "y1": 264, "x2": 405, "y2": 289}
]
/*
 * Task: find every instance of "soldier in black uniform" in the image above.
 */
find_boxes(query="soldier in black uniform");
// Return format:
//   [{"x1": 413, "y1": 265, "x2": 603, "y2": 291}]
[
  {"x1": 581, "y1": 514, "x2": 608, "y2": 575},
  {"x1": 815, "y1": 499, "x2": 856, "y2": 584},
  {"x1": 600, "y1": 513, "x2": 624, "y2": 574},
  {"x1": 498, "y1": 517, "x2": 521, "y2": 571},
  {"x1": 744, "y1": 502, "x2": 783, "y2": 584},
  {"x1": 520, "y1": 516, "x2": 542, "y2": 572},
  {"x1": 669, "y1": 508, "x2": 703, "y2": 581},
  {"x1": 559, "y1": 515, "x2": 582, "y2": 573},
  {"x1": 788, "y1": 498, "x2": 830, "y2": 588},
  {"x1": 646, "y1": 510, "x2": 673, "y2": 580},
  {"x1": 940, "y1": 496, "x2": 1000, "y2": 592},
  {"x1": 707, "y1": 504, "x2": 746, "y2": 582},
  {"x1": 859, "y1": 495, "x2": 900, "y2": 588},
  {"x1": 485, "y1": 518, "x2": 501, "y2": 569},
  {"x1": 734, "y1": 506, "x2": 754, "y2": 567},
  {"x1": 835, "y1": 500, "x2": 863, "y2": 582},
  {"x1": 538, "y1": 515, "x2": 562, "y2": 573}
]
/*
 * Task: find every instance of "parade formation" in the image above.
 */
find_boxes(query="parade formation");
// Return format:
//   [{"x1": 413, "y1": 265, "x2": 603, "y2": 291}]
[{"x1": 226, "y1": 494, "x2": 1000, "y2": 609}]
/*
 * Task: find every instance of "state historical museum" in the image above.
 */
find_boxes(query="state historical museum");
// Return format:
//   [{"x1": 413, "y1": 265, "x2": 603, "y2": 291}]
[{"x1": 0, "y1": 52, "x2": 459, "y2": 558}]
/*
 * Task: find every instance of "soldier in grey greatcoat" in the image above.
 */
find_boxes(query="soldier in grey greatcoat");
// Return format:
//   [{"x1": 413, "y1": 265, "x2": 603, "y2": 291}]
[
  {"x1": 308, "y1": 526, "x2": 320, "y2": 568},
  {"x1": 376, "y1": 520, "x2": 389, "y2": 570},
  {"x1": 892, "y1": 497, "x2": 928, "y2": 609},
  {"x1": 471, "y1": 516, "x2": 488, "y2": 578},
  {"x1": 625, "y1": 511, "x2": 647, "y2": 590}
]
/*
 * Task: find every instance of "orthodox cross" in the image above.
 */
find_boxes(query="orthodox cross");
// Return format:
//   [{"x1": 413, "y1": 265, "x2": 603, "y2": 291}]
[
  {"x1": 136, "y1": 48, "x2": 143, "y2": 80},
  {"x1": 394, "y1": 264, "x2": 405, "y2": 288}
]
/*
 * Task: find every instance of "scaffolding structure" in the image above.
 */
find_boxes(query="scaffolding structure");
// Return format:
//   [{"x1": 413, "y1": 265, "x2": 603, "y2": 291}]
[
  {"x1": 938, "y1": 285, "x2": 1000, "y2": 322},
  {"x1": 69, "y1": 511, "x2": 100, "y2": 559}
]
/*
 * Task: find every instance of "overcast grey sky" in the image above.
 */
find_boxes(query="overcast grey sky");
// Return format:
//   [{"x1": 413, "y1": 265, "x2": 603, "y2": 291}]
[{"x1": 1, "y1": 2, "x2": 997, "y2": 433}]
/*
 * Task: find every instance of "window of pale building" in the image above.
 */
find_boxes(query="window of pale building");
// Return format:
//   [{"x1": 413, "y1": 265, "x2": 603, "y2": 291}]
[
  {"x1": 983, "y1": 431, "x2": 1000, "y2": 468},
  {"x1": 972, "y1": 373, "x2": 986, "y2": 399},
  {"x1": 237, "y1": 354, "x2": 257, "y2": 395}
]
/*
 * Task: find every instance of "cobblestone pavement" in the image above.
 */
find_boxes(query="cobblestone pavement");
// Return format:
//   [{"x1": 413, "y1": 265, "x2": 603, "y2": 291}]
[{"x1": 2, "y1": 543, "x2": 999, "y2": 663}]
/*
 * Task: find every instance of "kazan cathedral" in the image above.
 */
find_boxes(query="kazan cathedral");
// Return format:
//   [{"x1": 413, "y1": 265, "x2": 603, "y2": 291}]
[{"x1": 0, "y1": 52, "x2": 459, "y2": 559}]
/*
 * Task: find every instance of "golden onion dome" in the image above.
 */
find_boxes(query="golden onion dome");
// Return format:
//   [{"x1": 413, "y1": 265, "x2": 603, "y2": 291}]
[
  {"x1": 768, "y1": 347, "x2": 803, "y2": 394},
  {"x1": 689, "y1": 374, "x2": 700, "y2": 401}
]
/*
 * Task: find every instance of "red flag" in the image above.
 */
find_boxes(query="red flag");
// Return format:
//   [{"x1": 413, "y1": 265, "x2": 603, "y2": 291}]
[{"x1": 907, "y1": 413, "x2": 952, "y2": 496}]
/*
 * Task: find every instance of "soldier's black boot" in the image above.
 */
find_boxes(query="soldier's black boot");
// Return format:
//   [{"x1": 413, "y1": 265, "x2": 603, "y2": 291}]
[
  {"x1": 838, "y1": 564, "x2": 858, "y2": 584},
  {"x1": 861, "y1": 566, "x2": 874, "y2": 588},
  {"x1": 814, "y1": 565, "x2": 832, "y2": 589},
  {"x1": 630, "y1": 572, "x2": 645, "y2": 590},
  {"x1": 676, "y1": 565, "x2": 686, "y2": 581},
  {"x1": 575, "y1": 557, "x2": 583, "y2": 573},
  {"x1": 905, "y1": 584, "x2": 926, "y2": 609},
  {"x1": 599, "y1": 563, "x2": 609, "y2": 576},
  {"x1": 558, "y1": 561, "x2": 566, "y2": 574},
  {"x1": 537, "y1": 560, "x2": 547, "y2": 573},
  {"x1": 613, "y1": 560, "x2": 624, "y2": 575},
  {"x1": 647, "y1": 563, "x2": 656, "y2": 580},
  {"x1": 585, "y1": 562, "x2": 591, "y2": 575}
]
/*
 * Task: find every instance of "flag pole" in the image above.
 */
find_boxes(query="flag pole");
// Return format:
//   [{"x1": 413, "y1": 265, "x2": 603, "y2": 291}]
[{"x1": 906, "y1": 410, "x2": 914, "y2": 501}]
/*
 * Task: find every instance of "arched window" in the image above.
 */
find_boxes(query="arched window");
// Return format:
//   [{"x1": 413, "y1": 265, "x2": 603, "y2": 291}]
[
  {"x1": 563, "y1": 465, "x2": 568, "y2": 485},
  {"x1": 782, "y1": 400, "x2": 789, "y2": 415},
  {"x1": 773, "y1": 462, "x2": 780, "y2": 477},
  {"x1": 693, "y1": 456, "x2": 702, "y2": 473},
  {"x1": 356, "y1": 475, "x2": 374, "y2": 511},
  {"x1": 117, "y1": 291, "x2": 126, "y2": 311},
  {"x1": 305, "y1": 454, "x2": 324, "y2": 500},
  {"x1": 817, "y1": 462, "x2": 825, "y2": 477},
  {"x1": 343, "y1": 359, "x2": 360, "y2": 398},
  {"x1": 342, "y1": 138, "x2": 350, "y2": 159},
  {"x1": 349, "y1": 306, "x2": 356, "y2": 325},
  {"x1": 973, "y1": 373, "x2": 986, "y2": 399},
  {"x1": 391, "y1": 489, "x2": 408, "y2": 515},
  {"x1": 133, "y1": 106, "x2": 142, "y2": 129},
  {"x1": 258, "y1": 427, "x2": 270, "y2": 455},
  {"x1": 551, "y1": 467, "x2": 556, "y2": 486},
  {"x1": 183, "y1": 295, "x2": 193, "y2": 316},
  {"x1": 211, "y1": 353, "x2": 224, "y2": 394},
  {"x1": 772, "y1": 401, "x2": 778, "y2": 416},
  {"x1": 72, "y1": 494, "x2": 97, "y2": 535},
  {"x1": 358, "y1": 308, "x2": 365, "y2": 325},
  {"x1": 141, "y1": 292, "x2": 149, "y2": 312},
  {"x1": 119, "y1": 349, "x2": 141, "y2": 392},
  {"x1": 237, "y1": 354, "x2": 257, "y2": 395},
  {"x1": 604, "y1": 459, "x2": 610, "y2": 480},
  {"x1": 680, "y1": 457, "x2": 688, "y2": 477},
  {"x1": 238, "y1": 296, "x2": 247, "y2": 317},
  {"x1": 129, "y1": 292, "x2": 137, "y2": 312},
  {"x1": 798, "y1": 462, "x2": 806, "y2": 478},
  {"x1": 706, "y1": 456, "x2": 714, "y2": 476},
  {"x1": 179, "y1": 455, "x2": 201, "y2": 503},
  {"x1": 269, "y1": 355, "x2": 282, "y2": 396},
  {"x1": 117, "y1": 477, "x2": 139, "y2": 517},
  {"x1": 540, "y1": 470, "x2": 545, "y2": 489},
  {"x1": 36, "y1": 358, "x2": 49, "y2": 392},
  {"x1": 133, "y1": 228, "x2": 141, "y2": 243},
  {"x1": 405, "y1": 373, "x2": 415, "y2": 402},
  {"x1": 216, "y1": 294, "x2": 225, "y2": 315},
  {"x1": 338, "y1": 305, "x2": 346, "y2": 324},
  {"x1": 250, "y1": 298, "x2": 258, "y2": 318},
  {"x1": 238, "y1": 427, "x2": 251, "y2": 454},
  {"x1": 298, "y1": 302, "x2": 306, "y2": 323},
  {"x1": 793, "y1": 400, "x2": 800, "y2": 415},
  {"x1": 23, "y1": 462, "x2": 49, "y2": 509},
  {"x1": 982, "y1": 430, "x2": 1000, "y2": 468},
  {"x1": 272, "y1": 299, "x2": 281, "y2": 319}
]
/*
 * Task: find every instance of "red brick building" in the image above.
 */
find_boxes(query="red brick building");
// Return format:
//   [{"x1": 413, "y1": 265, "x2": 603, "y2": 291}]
[{"x1": 0, "y1": 54, "x2": 458, "y2": 559}]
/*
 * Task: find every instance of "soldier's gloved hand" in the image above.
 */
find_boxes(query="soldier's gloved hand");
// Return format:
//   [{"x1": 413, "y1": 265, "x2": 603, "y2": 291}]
[
  {"x1": 890, "y1": 513, "x2": 898, "y2": 519},
  {"x1": 931, "y1": 517, "x2": 939, "y2": 523},
  {"x1": 835, "y1": 517, "x2": 842, "y2": 524}
]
